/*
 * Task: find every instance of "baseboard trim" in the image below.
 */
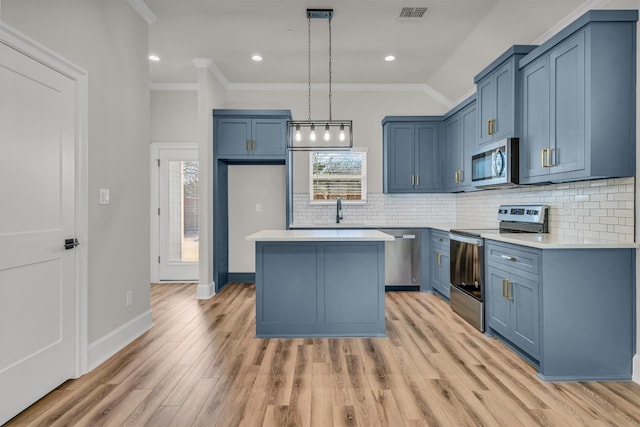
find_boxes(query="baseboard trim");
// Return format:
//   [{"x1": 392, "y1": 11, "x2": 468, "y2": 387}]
[
  {"x1": 87, "y1": 309, "x2": 154, "y2": 371},
  {"x1": 633, "y1": 354, "x2": 640, "y2": 384},
  {"x1": 227, "y1": 273, "x2": 255, "y2": 283},
  {"x1": 197, "y1": 281, "x2": 216, "y2": 299}
]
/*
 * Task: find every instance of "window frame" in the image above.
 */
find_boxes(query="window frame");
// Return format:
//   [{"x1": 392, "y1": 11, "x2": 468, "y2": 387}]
[{"x1": 308, "y1": 149, "x2": 367, "y2": 205}]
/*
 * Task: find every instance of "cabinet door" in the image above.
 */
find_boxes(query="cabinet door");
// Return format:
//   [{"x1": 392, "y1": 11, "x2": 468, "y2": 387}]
[
  {"x1": 460, "y1": 103, "x2": 477, "y2": 187},
  {"x1": 431, "y1": 247, "x2": 449, "y2": 298},
  {"x1": 439, "y1": 249, "x2": 450, "y2": 299},
  {"x1": 414, "y1": 123, "x2": 440, "y2": 192},
  {"x1": 550, "y1": 31, "x2": 585, "y2": 175},
  {"x1": 216, "y1": 117, "x2": 251, "y2": 157},
  {"x1": 476, "y1": 77, "x2": 495, "y2": 145},
  {"x1": 494, "y1": 63, "x2": 514, "y2": 140},
  {"x1": 486, "y1": 266, "x2": 511, "y2": 337},
  {"x1": 510, "y1": 272, "x2": 540, "y2": 357},
  {"x1": 521, "y1": 56, "x2": 551, "y2": 179},
  {"x1": 444, "y1": 115, "x2": 462, "y2": 191},
  {"x1": 386, "y1": 123, "x2": 415, "y2": 192},
  {"x1": 252, "y1": 118, "x2": 286, "y2": 158}
]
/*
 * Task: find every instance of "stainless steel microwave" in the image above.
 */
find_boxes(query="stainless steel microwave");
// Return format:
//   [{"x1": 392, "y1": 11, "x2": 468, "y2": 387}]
[{"x1": 471, "y1": 138, "x2": 519, "y2": 188}]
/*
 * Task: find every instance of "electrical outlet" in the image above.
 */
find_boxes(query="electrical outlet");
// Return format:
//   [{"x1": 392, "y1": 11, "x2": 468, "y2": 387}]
[
  {"x1": 126, "y1": 290, "x2": 133, "y2": 307},
  {"x1": 256, "y1": 203, "x2": 262, "y2": 212}
]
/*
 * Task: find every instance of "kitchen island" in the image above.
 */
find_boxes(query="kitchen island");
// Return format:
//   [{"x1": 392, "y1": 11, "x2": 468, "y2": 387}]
[{"x1": 246, "y1": 229, "x2": 394, "y2": 338}]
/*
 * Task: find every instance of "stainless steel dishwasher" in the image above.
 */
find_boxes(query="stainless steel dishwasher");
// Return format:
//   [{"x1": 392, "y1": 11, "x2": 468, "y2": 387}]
[{"x1": 380, "y1": 229, "x2": 420, "y2": 290}]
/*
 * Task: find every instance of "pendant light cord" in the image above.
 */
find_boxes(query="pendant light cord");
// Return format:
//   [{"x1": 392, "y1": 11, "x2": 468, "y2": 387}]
[
  {"x1": 328, "y1": 16, "x2": 332, "y2": 121},
  {"x1": 307, "y1": 16, "x2": 312, "y2": 121}
]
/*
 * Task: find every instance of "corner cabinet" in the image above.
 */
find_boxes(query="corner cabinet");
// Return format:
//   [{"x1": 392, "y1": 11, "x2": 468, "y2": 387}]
[
  {"x1": 485, "y1": 239, "x2": 635, "y2": 381},
  {"x1": 214, "y1": 110, "x2": 291, "y2": 160},
  {"x1": 519, "y1": 10, "x2": 637, "y2": 184},
  {"x1": 444, "y1": 97, "x2": 476, "y2": 192},
  {"x1": 383, "y1": 117, "x2": 442, "y2": 193},
  {"x1": 474, "y1": 45, "x2": 537, "y2": 146},
  {"x1": 429, "y1": 230, "x2": 450, "y2": 299}
]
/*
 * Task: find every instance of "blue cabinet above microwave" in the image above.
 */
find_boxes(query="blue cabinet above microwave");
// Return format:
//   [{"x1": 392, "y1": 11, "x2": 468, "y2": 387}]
[{"x1": 474, "y1": 45, "x2": 537, "y2": 146}]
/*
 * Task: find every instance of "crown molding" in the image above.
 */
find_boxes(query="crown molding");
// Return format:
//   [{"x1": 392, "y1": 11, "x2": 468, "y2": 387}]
[
  {"x1": 149, "y1": 82, "x2": 198, "y2": 91},
  {"x1": 126, "y1": 0, "x2": 157, "y2": 25},
  {"x1": 533, "y1": 0, "x2": 611, "y2": 45}
]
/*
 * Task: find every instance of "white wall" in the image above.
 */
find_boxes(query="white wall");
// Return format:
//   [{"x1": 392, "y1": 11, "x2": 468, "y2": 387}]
[
  {"x1": 151, "y1": 90, "x2": 198, "y2": 142},
  {"x1": 1, "y1": 1, "x2": 151, "y2": 347},
  {"x1": 228, "y1": 165, "x2": 286, "y2": 272}
]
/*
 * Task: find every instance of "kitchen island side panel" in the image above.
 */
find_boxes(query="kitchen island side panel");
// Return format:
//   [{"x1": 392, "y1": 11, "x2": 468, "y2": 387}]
[
  {"x1": 255, "y1": 241, "x2": 385, "y2": 337},
  {"x1": 539, "y1": 248, "x2": 635, "y2": 381}
]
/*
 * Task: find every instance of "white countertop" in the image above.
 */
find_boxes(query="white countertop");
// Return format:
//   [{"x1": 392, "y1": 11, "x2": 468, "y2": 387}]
[
  {"x1": 287, "y1": 223, "x2": 637, "y2": 249},
  {"x1": 246, "y1": 229, "x2": 396, "y2": 242},
  {"x1": 480, "y1": 231, "x2": 638, "y2": 249}
]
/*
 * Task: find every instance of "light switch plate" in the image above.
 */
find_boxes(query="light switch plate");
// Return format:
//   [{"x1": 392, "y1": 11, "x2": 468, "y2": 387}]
[
  {"x1": 99, "y1": 188, "x2": 110, "y2": 205},
  {"x1": 256, "y1": 203, "x2": 262, "y2": 212}
]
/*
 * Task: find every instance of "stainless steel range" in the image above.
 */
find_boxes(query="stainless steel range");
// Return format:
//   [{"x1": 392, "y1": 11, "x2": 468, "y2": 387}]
[{"x1": 449, "y1": 204, "x2": 549, "y2": 331}]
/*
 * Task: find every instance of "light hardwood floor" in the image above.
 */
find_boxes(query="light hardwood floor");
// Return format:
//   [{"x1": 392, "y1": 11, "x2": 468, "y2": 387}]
[{"x1": 7, "y1": 283, "x2": 640, "y2": 426}]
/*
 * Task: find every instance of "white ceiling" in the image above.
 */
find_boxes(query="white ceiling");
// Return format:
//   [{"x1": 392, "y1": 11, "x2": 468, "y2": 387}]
[{"x1": 143, "y1": 0, "x2": 619, "y2": 103}]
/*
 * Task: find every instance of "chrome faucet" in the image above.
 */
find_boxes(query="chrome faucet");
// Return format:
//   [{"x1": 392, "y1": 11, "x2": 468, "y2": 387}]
[{"x1": 336, "y1": 197, "x2": 343, "y2": 223}]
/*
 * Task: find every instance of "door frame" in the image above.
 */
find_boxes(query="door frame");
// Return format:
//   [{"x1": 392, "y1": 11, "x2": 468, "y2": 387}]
[
  {"x1": 150, "y1": 142, "x2": 199, "y2": 282},
  {"x1": 0, "y1": 23, "x2": 89, "y2": 377}
]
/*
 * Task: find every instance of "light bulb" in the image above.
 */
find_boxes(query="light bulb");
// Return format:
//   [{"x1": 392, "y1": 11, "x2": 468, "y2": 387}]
[
  {"x1": 309, "y1": 124, "x2": 316, "y2": 141},
  {"x1": 324, "y1": 124, "x2": 331, "y2": 141},
  {"x1": 295, "y1": 124, "x2": 301, "y2": 142},
  {"x1": 339, "y1": 124, "x2": 346, "y2": 142}
]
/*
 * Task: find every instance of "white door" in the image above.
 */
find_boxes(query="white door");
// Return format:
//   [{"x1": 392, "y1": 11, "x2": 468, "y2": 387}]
[
  {"x1": 0, "y1": 42, "x2": 77, "y2": 424},
  {"x1": 156, "y1": 147, "x2": 199, "y2": 281}
]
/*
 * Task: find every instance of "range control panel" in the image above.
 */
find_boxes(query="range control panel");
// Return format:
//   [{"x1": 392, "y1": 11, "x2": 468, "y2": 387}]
[{"x1": 497, "y1": 204, "x2": 549, "y2": 224}]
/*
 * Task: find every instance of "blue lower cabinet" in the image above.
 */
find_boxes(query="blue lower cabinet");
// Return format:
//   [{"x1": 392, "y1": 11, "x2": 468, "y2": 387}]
[
  {"x1": 485, "y1": 240, "x2": 634, "y2": 381},
  {"x1": 255, "y1": 241, "x2": 385, "y2": 338},
  {"x1": 430, "y1": 230, "x2": 450, "y2": 299},
  {"x1": 486, "y1": 265, "x2": 540, "y2": 359}
]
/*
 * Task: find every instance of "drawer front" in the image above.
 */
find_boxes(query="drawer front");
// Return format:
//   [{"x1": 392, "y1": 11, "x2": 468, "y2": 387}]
[
  {"x1": 486, "y1": 241, "x2": 539, "y2": 275},
  {"x1": 431, "y1": 230, "x2": 450, "y2": 249}
]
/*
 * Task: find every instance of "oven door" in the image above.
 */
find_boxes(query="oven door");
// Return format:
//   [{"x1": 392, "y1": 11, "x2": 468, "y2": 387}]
[
  {"x1": 449, "y1": 233, "x2": 483, "y2": 301},
  {"x1": 449, "y1": 232, "x2": 485, "y2": 332}
]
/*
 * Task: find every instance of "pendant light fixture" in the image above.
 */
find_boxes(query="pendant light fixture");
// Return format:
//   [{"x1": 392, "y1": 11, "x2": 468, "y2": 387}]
[{"x1": 287, "y1": 9, "x2": 353, "y2": 151}]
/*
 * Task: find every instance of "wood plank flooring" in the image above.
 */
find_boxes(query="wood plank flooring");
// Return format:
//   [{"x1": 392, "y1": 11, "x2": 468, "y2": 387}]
[{"x1": 6, "y1": 283, "x2": 640, "y2": 426}]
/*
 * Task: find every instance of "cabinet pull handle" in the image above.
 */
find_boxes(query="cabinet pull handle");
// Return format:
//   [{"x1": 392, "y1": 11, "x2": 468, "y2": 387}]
[
  {"x1": 435, "y1": 252, "x2": 441, "y2": 266},
  {"x1": 487, "y1": 119, "x2": 496, "y2": 135},
  {"x1": 507, "y1": 280, "x2": 513, "y2": 300},
  {"x1": 416, "y1": 175, "x2": 420, "y2": 187},
  {"x1": 500, "y1": 254, "x2": 516, "y2": 261},
  {"x1": 246, "y1": 139, "x2": 251, "y2": 152},
  {"x1": 411, "y1": 175, "x2": 415, "y2": 186},
  {"x1": 458, "y1": 170, "x2": 463, "y2": 182},
  {"x1": 502, "y1": 279, "x2": 507, "y2": 298},
  {"x1": 541, "y1": 149, "x2": 546, "y2": 167},
  {"x1": 252, "y1": 140, "x2": 256, "y2": 151},
  {"x1": 547, "y1": 148, "x2": 553, "y2": 167}
]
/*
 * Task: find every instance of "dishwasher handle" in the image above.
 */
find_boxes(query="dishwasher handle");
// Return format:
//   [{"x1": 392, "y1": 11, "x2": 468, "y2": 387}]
[{"x1": 449, "y1": 233, "x2": 483, "y2": 246}]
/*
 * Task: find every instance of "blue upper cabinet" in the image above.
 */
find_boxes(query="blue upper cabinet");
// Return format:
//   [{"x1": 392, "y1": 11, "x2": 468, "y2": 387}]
[
  {"x1": 519, "y1": 10, "x2": 637, "y2": 184},
  {"x1": 474, "y1": 45, "x2": 537, "y2": 146},
  {"x1": 214, "y1": 109, "x2": 291, "y2": 160},
  {"x1": 444, "y1": 97, "x2": 476, "y2": 192},
  {"x1": 383, "y1": 117, "x2": 442, "y2": 193}
]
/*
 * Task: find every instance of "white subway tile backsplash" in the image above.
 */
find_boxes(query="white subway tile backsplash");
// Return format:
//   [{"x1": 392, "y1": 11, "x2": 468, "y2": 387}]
[{"x1": 292, "y1": 178, "x2": 634, "y2": 242}]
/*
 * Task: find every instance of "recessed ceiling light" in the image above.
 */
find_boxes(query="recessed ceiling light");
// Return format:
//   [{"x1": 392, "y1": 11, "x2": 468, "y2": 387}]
[
  {"x1": 385, "y1": 55, "x2": 396, "y2": 62},
  {"x1": 252, "y1": 55, "x2": 263, "y2": 62},
  {"x1": 148, "y1": 55, "x2": 160, "y2": 62}
]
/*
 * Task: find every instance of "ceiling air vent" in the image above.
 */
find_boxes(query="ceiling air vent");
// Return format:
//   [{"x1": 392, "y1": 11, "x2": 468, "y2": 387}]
[{"x1": 397, "y1": 7, "x2": 429, "y2": 21}]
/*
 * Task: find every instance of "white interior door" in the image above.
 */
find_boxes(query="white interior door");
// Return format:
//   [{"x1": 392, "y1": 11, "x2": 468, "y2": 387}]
[
  {"x1": 157, "y1": 147, "x2": 199, "y2": 281},
  {"x1": 0, "y1": 42, "x2": 77, "y2": 424}
]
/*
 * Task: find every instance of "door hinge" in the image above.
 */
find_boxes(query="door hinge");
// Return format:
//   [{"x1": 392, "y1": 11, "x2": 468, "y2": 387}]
[
  {"x1": 157, "y1": 159, "x2": 160, "y2": 167},
  {"x1": 64, "y1": 238, "x2": 79, "y2": 250},
  {"x1": 158, "y1": 256, "x2": 160, "y2": 263},
  {"x1": 158, "y1": 207, "x2": 160, "y2": 215}
]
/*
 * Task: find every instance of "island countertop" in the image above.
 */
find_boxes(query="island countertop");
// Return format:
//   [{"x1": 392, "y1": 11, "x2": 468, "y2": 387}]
[{"x1": 246, "y1": 229, "x2": 395, "y2": 242}]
